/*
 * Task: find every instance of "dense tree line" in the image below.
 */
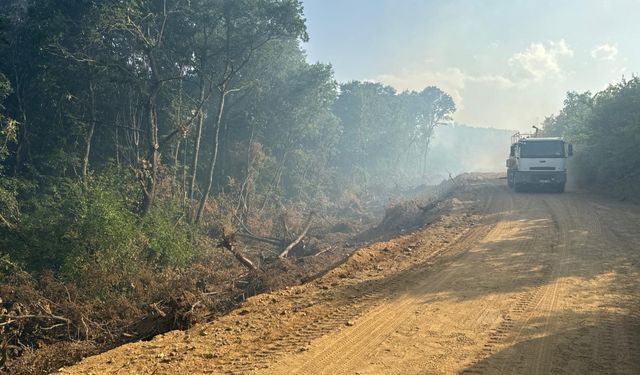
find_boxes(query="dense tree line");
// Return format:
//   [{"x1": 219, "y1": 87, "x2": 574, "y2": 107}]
[
  {"x1": 0, "y1": 0, "x2": 454, "y2": 286},
  {"x1": 0, "y1": 3, "x2": 460, "y2": 371},
  {"x1": 543, "y1": 76, "x2": 640, "y2": 197},
  {"x1": 0, "y1": 3, "x2": 455, "y2": 369}
]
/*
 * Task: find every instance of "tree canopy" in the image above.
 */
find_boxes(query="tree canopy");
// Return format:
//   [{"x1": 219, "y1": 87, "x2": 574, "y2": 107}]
[
  {"x1": 0, "y1": 0, "x2": 457, "y2": 283},
  {"x1": 543, "y1": 76, "x2": 640, "y2": 198}
]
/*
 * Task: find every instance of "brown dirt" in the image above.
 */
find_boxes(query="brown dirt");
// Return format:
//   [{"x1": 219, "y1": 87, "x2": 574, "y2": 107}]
[{"x1": 57, "y1": 178, "x2": 640, "y2": 374}]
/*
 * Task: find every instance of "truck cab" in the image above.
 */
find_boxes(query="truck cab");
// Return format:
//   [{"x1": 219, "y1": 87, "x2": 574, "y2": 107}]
[{"x1": 506, "y1": 134, "x2": 573, "y2": 192}]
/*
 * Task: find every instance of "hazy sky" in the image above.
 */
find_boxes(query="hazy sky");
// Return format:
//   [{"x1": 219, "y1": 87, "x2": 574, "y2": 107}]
[{"x1": 301, "y1": 0, "x2": 638, "y2": 131}]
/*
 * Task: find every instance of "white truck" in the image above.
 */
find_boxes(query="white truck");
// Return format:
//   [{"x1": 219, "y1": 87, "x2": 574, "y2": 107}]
[{"x1": 506, "y1": 133, "x2": 573, "y2": 192}]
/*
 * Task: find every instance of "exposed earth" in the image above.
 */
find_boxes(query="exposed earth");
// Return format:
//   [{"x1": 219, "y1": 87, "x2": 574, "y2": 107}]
[{"x1": 58, "y1": 178, "x2": 640, "y2": 374}]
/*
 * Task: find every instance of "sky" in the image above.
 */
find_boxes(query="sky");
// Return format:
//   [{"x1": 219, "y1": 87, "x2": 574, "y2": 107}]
[{"x1": 301, "y1": 0, "x2": 639, "y2": 131}]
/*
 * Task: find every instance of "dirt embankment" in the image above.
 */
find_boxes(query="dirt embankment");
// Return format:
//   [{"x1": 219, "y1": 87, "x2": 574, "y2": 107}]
[
  {"x1": 1, "y1": 176, "x2": 468, "y2": 375},
  {"x1": 61, "y1": 176, "x2": 640, "y2": 374},
  {"x1": 56, "y1": 177, "x2": 487, "y2": 374}
]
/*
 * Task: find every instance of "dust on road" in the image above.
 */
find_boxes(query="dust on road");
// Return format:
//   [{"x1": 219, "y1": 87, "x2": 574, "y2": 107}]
[{"x1": 59, "y1": 179, "x2": 640, "y2": 374}]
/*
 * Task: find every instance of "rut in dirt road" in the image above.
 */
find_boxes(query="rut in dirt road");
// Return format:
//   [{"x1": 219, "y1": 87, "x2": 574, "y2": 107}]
[
  {"x1": 261, "y1": 183, "x2": 640, "y2": 375},
  {"x1": 59, "y1": 180, "x2": 640, "y2": 375}
]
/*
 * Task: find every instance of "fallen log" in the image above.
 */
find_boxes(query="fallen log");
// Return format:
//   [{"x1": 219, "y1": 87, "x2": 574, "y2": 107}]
[
  {"x1": 0, "y1": 313, "x2": 71, "y2": 325},
  {"x1": 219, "y1": 235, "x2": 258, "y2": 271},
  {"x1": 279, "y1": 211, "x2": 316, "y2": 258}
]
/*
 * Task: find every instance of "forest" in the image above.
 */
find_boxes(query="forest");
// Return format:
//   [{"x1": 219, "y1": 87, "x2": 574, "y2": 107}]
[
  {"x1": 3, "y1": 1, "x2": 636, "y2": 373},
  {"x1": 0, "y1": 1, "x2": 459, "y2": 372},
  {"x1": 542, "y1": 76, "x2": 640, "y2": 198}
]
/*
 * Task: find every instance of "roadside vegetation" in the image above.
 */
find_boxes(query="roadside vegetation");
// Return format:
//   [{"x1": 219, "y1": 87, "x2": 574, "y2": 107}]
[
  {"x1": 0, "y1": 1, "x2": 458, "y2": 373},
  {"x1": 543, "y1": 76, "x2": 640, "y2": 199}
]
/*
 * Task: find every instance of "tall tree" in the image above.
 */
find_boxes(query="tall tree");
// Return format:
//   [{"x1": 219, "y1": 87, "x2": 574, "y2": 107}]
[{"x1": 192, "y1": 0, "x2": 308, "y2": 223}]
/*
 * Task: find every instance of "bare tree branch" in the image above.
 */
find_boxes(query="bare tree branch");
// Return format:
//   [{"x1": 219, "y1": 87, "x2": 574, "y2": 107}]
[{"x1": 280, "y1": 211, "x2": 315, "y2": 258}]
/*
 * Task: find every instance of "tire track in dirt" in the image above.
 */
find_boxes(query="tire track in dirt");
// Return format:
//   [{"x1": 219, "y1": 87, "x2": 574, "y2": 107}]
[
  {"x1": 214, "y1": 288, "x2": 390, "y2": 374},
  {"x1": 284, "y1": 237, "x2": 489, "y2": 375},
  {"x1": 464, "y1": 190, "x2": 640, "y2": 375},
  {"x1": 215, "y1": 184, "x2": 503, "y2": 375},
  {"x1": 461, "y1": 197, "x2": 537, "y2": 373},
  {"x1": 272, "y1": 187, "x2": 640, "y2": 375},
  {"x1": 480, "y1": 193, "x2": 589, "y2": 374},
  {"x1": 504, "y1": 197, "x2": 566, "y2": 375},
  {"x1": 462, "y1": 193, "x2": 557, "y2": 375},
  {"x1": 591, "y1": 200, "x2": 639, "y2": 375},
  {"x1": 262, "y1": 184, "x2": 524, "y2": 374},
  {"x1": 58, "y1": 181, "x2": 640, "y2": 375}
]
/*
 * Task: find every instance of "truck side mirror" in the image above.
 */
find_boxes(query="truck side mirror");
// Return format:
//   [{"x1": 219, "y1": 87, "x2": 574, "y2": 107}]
[{"x1": 568, "y1": 144, "x2": 573, "y2": 156}]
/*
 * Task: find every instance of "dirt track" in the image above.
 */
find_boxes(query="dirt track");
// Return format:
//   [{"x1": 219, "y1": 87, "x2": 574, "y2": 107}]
[{"x1": 59, "y1": 179, "x2": 640, "y2": 374}]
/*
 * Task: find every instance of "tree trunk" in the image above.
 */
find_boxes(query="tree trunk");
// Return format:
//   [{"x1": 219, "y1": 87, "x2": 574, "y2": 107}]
[
  {"x1": 82, "y1": 79, "x2": 96, "y2": 181},
  {"x1": 279, "y1": 212, "x2": 315, "y2": 258},
  {"x1": 259, "y1": 150, "x2": 288, "y2": 212},
  {"x1": 173, "y1": 79, "x2": 183, "y2": 171},
  {"x1": 421, "y1": 124, "x2": 434, "y2": 177},
  {"x1": 12, "y1": 68, "x2": 28, "y2": 176},
  {"x1": 189, "y1": 81, "x2": 207, "y2": 201},
  {"x1": 219, "y1": 235, "x2": 257, "y2": 271},
  {"x1": 129, "y1": 89, "x2": 141, "y2": 165},
  {"x1": 194, "y1": 87, "x2": 226, "y2": 224},
  {"x1": 141, "y1": 50, "x2": 163, "y2": 215},
  {"x1": 141, "y1": 84, "x2": 161, "y2": 215}
]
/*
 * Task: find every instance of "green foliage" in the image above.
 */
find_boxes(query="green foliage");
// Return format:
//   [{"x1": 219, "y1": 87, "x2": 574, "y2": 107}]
[
  {"x1": 0, "y1": 72, "x2": 14, "y2": 163},
  {"x1": 0, "y1": 252, "x2": 23, "y2": 276},
  {"x1": 1, "y1": 173, "x2": 195, "y2": 295},
  {"x1": 542, "y1": 91, "x2": 593, "y2": 141},
  {"x1": 0, "y1": 72, "x2": 19, "y2": 230},
  {"x1": 8, "y1": 177, "x2": 139, "y2": 276},
  {"x1": 61, "y1": 178, "x2": 143, "y2": 280},
  {"x1": 0, "y1": 175, "x2": 21, "y2": 229},
  {"x1": 333, "y1": 82, "x2": 456, "y2": 187},
  {"x1": 543, "y1": 77, "x2": 640, "y2": 198},
  {"x1": 0, "y1": 0, "x2": 458, "y2": 299},
  {"x1": 142, "y1": 205, "x2": 194, "y2": 268}
]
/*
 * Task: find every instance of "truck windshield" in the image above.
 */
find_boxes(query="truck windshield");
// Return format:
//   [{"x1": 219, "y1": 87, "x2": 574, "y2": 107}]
[{"x1": 520, "y1": 141, "x2": 564, "y2": 158}]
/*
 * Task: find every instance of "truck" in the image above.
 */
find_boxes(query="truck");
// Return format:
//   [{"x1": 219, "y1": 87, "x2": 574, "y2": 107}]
[{"x1": 506, "y1": 132, "x2": 573, "y2": 192}]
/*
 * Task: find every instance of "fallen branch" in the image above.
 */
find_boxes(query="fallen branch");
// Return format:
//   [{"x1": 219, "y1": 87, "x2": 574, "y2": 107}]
[
  {"x1": 188, "y1": 301, "x2": 202, "y2": 314},
  {"x1": 149, "y1": 302, "x2": 167, "y2": 318},
  {"x1": 0, "y1": 313, "x2": 71, "y2": 324},
  {"x1": 280, "y1": 211, "x2": 316, "y2": 258},
  {"x1": 40, "y1": 323, "x2": 66, "y2": 331},
  {"x1": 219, "y1": 235, "x2": 258, "y2": 271},
  {"x1": 234, "y1": 212, "x2": 284, "y2": 247},
  {"x1": 313, "y1": 246, "x2": 333, "y2": 257},
  {"x1": 0, "y1": 319, "x2": 15, "y2": 327},
  {"x1": 237, "y1": 231, "x2": 283, "y2": 247}
]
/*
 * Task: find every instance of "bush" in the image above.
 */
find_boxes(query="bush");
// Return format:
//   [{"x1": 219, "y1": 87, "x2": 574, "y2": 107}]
[
  {"x1": 60, "y1": 177, "x2": 144, "y2": 290},
  {"x1": 2, "y1": 172, "x2": 196, "y2": 296},
  {"x1": 545, "y1": 77, "x2": 640, "y2": 199},
  {"x1": 142, "y1": 204, "x2": 195, "y2": 268}
]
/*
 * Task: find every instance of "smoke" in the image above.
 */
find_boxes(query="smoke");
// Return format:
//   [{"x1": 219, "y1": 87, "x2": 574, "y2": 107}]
[{"x1": 425, "y1": 123, "x2": 514, "y2": 181}]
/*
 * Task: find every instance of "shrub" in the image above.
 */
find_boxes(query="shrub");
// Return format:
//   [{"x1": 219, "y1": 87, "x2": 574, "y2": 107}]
[{"x1": 142, "y1": 204, "x2": 195, "y2": 268}]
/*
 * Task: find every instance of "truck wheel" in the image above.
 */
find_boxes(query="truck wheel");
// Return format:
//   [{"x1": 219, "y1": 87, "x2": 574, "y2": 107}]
[
  {"x1": 556, "y1": 183, "x2": 565, "y2": 193},
  {"x1": 507, "y1": 172, "x2": 514, "y2": 188}
]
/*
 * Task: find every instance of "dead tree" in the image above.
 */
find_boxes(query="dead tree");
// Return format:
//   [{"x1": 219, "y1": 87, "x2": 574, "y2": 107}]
[
  {"x1": 218, "y1": 233, "x2": 257, "y2": 271},
  {"x1": 234, "y1": 211, "x2": 316, "y2": 258},
  {"x1": 279, "y1": 212, "x2": 315, "y2": 258}
]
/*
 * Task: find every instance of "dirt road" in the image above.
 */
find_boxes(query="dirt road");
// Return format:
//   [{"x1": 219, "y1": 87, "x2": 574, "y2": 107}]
[{"x1": 60, "y1": 179, "x2": 640, "y2": 374}]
